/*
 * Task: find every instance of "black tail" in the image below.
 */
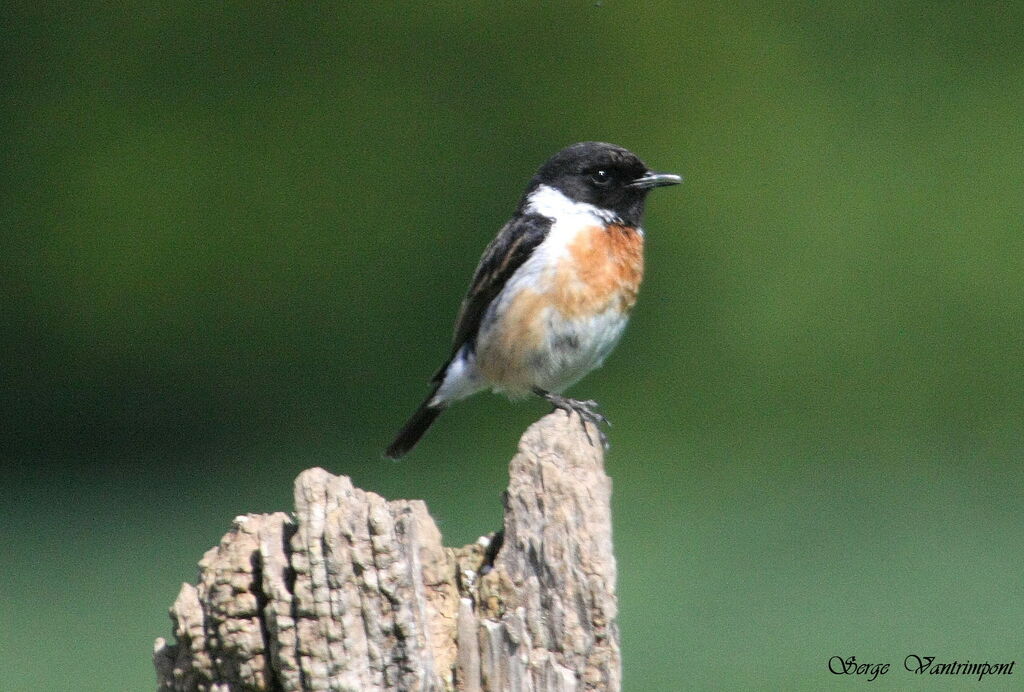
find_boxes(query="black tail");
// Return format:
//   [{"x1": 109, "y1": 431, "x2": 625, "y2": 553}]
[{"x1": 385, "y1": 396, "x2": 445, "y2": 458}]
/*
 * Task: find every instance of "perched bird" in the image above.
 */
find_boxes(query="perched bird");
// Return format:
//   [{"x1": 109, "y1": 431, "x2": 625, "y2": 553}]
[{"x1": 386, "y1": 142, "x2": 681, "y2": 458}]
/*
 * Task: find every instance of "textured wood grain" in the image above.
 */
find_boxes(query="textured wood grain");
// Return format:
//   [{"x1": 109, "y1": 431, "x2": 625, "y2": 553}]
[{"x1": 155, "y1": 411, "x2": 620, "y2": 691}]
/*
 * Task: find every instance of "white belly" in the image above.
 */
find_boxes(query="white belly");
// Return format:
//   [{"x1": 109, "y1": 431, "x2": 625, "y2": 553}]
[{"x1": 527, "y1": 306, "x2": 629, "y2": 394}]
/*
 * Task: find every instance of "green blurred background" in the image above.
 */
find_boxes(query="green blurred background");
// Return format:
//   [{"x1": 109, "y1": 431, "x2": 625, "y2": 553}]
[{"x1": 3, "y1": 2, "x2": 1023, "y2": 690}]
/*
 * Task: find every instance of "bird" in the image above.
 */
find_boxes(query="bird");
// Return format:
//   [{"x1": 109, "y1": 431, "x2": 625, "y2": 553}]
[{"x1": 385, "y1": 142, "x2": 681, "y2": 458}]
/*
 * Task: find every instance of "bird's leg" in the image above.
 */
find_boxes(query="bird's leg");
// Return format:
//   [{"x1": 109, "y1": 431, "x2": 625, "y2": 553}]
[{"x1": 532, "y1": 387, "x2": 610, "y2": 449}]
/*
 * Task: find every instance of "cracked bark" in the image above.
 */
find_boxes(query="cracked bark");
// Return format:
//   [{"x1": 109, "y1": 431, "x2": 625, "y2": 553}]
[{"x1": 154, "y1": 411, "x2": 620, "y2": 692}]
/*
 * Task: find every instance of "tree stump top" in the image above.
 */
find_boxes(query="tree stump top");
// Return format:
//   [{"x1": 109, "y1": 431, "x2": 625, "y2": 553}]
[{"x1": 155, "y1": 411, "x2": 620, "y2": 691}]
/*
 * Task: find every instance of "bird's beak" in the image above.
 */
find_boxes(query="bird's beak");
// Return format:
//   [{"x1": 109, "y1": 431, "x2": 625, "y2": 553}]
[{"x1": 629, "y1": 171, "x2": 683, "y2": 189}]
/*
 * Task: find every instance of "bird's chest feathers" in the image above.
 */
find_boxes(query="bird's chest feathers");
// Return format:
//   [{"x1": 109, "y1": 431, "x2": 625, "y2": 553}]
[
  {"x1": 473, "y1": 217, "x2": 644, "y2": 393},
  {"x1": 549, "y1": 223, "x2": 645, "y2": 316}
]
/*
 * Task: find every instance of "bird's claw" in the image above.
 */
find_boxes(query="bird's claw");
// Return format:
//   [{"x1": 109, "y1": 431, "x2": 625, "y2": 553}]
[
  {"x1": 569, "y1": 400, "x2": 610, "y2": 450},
  {"x1": 534, "y1": 389, "x2": 611, "y2": 449}
]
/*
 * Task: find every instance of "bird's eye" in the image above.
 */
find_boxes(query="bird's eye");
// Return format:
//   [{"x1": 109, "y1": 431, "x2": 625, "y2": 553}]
[{"x1": 590, "y1": 169, "x2": 611, "y2": 185}]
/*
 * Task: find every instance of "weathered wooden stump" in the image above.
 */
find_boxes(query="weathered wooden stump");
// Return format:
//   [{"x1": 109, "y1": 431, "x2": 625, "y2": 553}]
[{"x1": 154, "y1": 411, "x2": 620, "y2": 691}]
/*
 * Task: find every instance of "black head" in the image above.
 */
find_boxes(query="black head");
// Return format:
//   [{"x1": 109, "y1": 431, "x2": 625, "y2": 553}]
[{"x1": 524, "y1": 142, "x2": 681, "y2": 225}]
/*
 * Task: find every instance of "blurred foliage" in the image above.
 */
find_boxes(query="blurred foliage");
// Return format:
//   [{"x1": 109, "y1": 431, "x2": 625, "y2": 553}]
[{"x1": 2, "y1": 2, "x2": 1022, "y2": 690}]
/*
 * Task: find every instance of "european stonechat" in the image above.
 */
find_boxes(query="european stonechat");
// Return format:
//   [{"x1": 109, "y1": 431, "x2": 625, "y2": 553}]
[{"x1": 386, "y1": 142, "x2": 681, "y2": 458}]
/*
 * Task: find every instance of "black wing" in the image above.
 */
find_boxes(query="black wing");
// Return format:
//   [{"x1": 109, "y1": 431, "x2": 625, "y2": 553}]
[{"x1": 431, "y1": 213, "x2": 551, "y2": 383}]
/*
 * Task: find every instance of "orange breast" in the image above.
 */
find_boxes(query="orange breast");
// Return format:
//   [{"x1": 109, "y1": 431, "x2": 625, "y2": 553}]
[
  {"x1": 473, "y1": 224, "x2": 645, "y2": 392},
  {"x1": 554, "y1": 224, "x2": 645, "y2": 317}
]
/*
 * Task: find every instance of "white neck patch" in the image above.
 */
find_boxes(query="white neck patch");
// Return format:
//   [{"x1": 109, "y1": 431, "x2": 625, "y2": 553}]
[{"x1": 525, "y1": 185, "x2": 621, "y2": 225}]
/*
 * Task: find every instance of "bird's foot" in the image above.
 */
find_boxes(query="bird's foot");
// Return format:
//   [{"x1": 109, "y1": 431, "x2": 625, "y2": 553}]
[{"x1": 532, "y1": 388, "x2": 610, "y2": 449}]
